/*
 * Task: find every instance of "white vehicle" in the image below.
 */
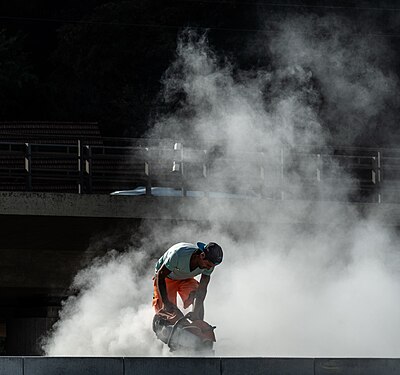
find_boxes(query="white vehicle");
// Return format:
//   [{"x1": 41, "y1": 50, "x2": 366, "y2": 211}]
[{"x1": 110, "y1": 186, "x2": 259, "y2": 199}]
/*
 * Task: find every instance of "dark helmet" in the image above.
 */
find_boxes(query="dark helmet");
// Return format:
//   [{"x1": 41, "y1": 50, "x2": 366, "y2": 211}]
[{"x1": 203, "y1": 242, "x2": 223, "y2": 265}]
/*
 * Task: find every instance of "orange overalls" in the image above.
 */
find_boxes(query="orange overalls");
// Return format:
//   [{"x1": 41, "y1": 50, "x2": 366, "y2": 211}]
[{"x1": 152, "y1": 276, "x2": 199, "y2": 313}]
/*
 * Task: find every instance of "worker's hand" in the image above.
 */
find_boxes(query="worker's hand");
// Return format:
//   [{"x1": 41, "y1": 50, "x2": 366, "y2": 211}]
[
  {"x1": 163, "y1": 301, "x2": 177, "y2": 314},
  {"x1": 187, "y1": 311, "x2": 201, "y2": 321},
  {"x1": 158, "y1": 302, "x2": 184, "y2": 324}
]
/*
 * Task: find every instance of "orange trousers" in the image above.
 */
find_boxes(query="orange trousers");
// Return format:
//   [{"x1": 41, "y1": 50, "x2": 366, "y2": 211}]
[{"x1": 152, "y1": 277, "x2": 199, "y2": 313}]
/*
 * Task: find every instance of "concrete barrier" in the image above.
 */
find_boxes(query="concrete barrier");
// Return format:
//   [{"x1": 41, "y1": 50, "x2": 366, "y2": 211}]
[
  {"x1": 4, "y1": 191, "x2": 397, "y2": 225},
  {"x1": 0, "y1": 357, "x2": 23, "y2": 375},
  {"x1": 124, "y1": 357, "x2": 220, "y2": 375},
  {"x1": 221, "y1": 357, "x2": 314, "y2": 375},
  {"x1": 23, "y1": 357, "x2": 123, "y2": 375},
  {"x1": 315, "y1": 358, "x2": 400, "y2": 375},
  {"x1": 0, "y1": 357, "x2": 400, "y2": 375}
]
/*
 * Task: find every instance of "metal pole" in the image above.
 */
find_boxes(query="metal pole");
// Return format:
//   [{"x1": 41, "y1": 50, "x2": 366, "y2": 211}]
[
  {"x1": 25, "y1": 143, "x2": 32, "y2": 191},
  {"x1": 376, "y1": 151, "x2": 381, "y2": 203},
  {"x1": 78, "y1": 140, "x2": 83, "y2": 194},
  {"x1": 259, "y1": 152, "x2": 265, "y2": 198},
  {"x1": 280, "y1": 147, "x2": 285, "y2": 200},
  {"x1": 173, "y1": 142, "x2": 185, "y2": 196},
  {"x1": 85, "y1": 145, "x2": 92, "y2": 194}
]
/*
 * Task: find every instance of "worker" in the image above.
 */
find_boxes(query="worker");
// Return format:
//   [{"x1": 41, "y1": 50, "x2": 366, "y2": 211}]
[{"x1": 152, "y1": 241, "x2": 223, "y2": 323}]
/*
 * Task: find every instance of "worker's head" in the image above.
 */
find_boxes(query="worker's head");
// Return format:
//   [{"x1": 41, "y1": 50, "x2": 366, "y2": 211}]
[{"x1": 197, "y1": 242, "x2": 223, "y2": 269}]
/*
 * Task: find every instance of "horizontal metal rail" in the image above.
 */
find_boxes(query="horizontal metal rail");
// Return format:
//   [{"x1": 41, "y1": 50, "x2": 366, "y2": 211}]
[{"x1": 0, "y1": 139, "x2": 399, "y2": 203}]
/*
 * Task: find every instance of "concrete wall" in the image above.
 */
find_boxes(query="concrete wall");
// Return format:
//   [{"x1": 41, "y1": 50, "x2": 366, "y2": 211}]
[
  {"x1": 2, "y1": 191, "x2": 400, "y2": 225},
  {"x1": 0, "y1": 357, "x2": 399, "y2": 375}
]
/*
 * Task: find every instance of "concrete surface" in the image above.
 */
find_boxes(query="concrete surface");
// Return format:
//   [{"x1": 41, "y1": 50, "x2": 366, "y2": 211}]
[
  {"x1": 221, "y1": 357, "x2": 314, "y2": 375},
  {"x1": 315, "y1": 358, "x2": 400, "y2": 375},
  {"x1": 0, "y1": 357, "x2": 399, "y2": 375},
  {"x1": 23, "y1": 357, "x2": 123, "y2": 375},
  {"x1": 125, "y1": 357, "x2": 220, "y2": 375},
  {"x1": 1, "y1": 191, "x2": 400, "y2": 225},
  {"x1": 0, "y1": 357, "x2": 23, "y2": 375}
]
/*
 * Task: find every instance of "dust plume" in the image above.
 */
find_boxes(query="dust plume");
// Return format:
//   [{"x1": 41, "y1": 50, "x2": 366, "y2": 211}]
[
  {"x1": 44, "y1": 14, "x2": 400, "y2": 357},
  {"x1": 43, "y1": 250, "x2": 165, "y2": 356}
]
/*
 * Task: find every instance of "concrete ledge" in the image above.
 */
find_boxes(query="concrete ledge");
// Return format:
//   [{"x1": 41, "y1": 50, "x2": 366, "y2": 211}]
[
  {"x1": 315, "y1": 358, "x2": 400, "y2": 375},
  {"x1": 221, "y1": 357, "x2": 314, "y2": 375},
  {"x1": 125, "y1": 357, "x2": 220, "y2": 375},
  {"x1": 0, "y1": 357, "x2": 399, "y2": 375},
  {"x1": 0, "y1": 357, "x2": 23, "y2": 375},
  {"x1": 23, "y1": 357, "x2": 124, "y2": 375},
  {"x1": 1, "y1": 191, "x2": 400, "y2": 224}
]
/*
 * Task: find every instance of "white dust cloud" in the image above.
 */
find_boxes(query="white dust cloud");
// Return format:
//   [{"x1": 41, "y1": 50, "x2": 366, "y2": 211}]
[
  {"x1": 208, "y1": 223, "x2": 400, "y2": 357},
  {"x1": 267, "y1": 14, "x2": 399, "y2": 146},
  {"x1": 43, "y1": 251, "x2": 166, "y2": 356},
  {"x1": 44, "y1": 14, "x2": 400, "y2": 357}
]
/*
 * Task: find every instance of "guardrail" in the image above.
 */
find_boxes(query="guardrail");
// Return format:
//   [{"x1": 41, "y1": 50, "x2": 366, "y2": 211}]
[{"x1": 0, "y1": 138, "x2": 400, "y2": 203}]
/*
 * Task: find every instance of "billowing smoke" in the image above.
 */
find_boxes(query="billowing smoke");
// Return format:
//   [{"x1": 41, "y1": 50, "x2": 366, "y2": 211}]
[
  {"x1": 266, "y1": 14, "x2": 400, "y2": 146},
  {"x1": 44, "y1": 14, "x2": 400, "y2": 357},
  {"x1": 43, "y1": 250, "x2": 164, "y2": 356}
]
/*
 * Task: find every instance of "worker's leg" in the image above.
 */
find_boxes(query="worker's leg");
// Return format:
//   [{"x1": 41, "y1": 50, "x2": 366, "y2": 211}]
[
  {"x1": 152, "y1": 277, "x2": 181, "y2": 313},
  {"x1": 177, "y1": 278, "x2": 200, "y2": 309},
  {"x1": 152, "y1": 278, "x2": 185, "y2": 325}
]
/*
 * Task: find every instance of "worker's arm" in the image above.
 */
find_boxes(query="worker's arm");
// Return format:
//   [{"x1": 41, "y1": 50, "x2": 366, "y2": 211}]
[
  {"x1": 155, "y1": 264, "x2": 175, "y2": 312},
  {"x1": 192, "y1": 274, "x2": 210, "y2": 321}
]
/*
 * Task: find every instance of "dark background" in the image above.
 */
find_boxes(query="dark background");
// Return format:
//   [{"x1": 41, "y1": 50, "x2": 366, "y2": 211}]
[{"x1": 0, "y1": 1, "x2": 399, "y2": 141}]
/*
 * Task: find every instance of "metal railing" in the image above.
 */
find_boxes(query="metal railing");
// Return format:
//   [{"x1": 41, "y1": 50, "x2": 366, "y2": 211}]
[{"x1": 0, "y1": 138, "x2": 399, "y2": 203}]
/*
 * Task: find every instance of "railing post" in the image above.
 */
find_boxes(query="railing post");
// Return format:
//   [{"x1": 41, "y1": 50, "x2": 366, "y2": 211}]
[
  {"x1": 24, "y1": 143, "x2": 32, "y2": 191},
  {"x1": 78, "y1": 142, "x2": 92, "y2": 194},
  {"x1": 259, "y1": 152, "x2": 265, "y2": 198},
  {"x1": 78, "y1": 140, "x2": 83, "y2": 194},
  {"x1": 85, "y1": 145, "x2": 92, "y2": 194},
  {"x1": 316, "y1": 154, "x2": 321, "y2": 182},
  {"x1": 316, "y1": 153, "x2": 322, "y2": 200},
  {"x1": 202, "y1": 150, "x2": 207, "y2": 179},
  {"x1": 376, "y1": 150, "x2": 381, "y2": 203},
  {"x1": 203, "y1": 149, "x2": 209, "y2": 198},
  {"x1": 280, "y1": 147, "x2": 285, "y2": 200},
  {"x1": 145, "y1": 160, "x2": 151, "y2": 196},
  {"x1": 173, "y1": 142, "x2": 185, "y2": 196}
]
